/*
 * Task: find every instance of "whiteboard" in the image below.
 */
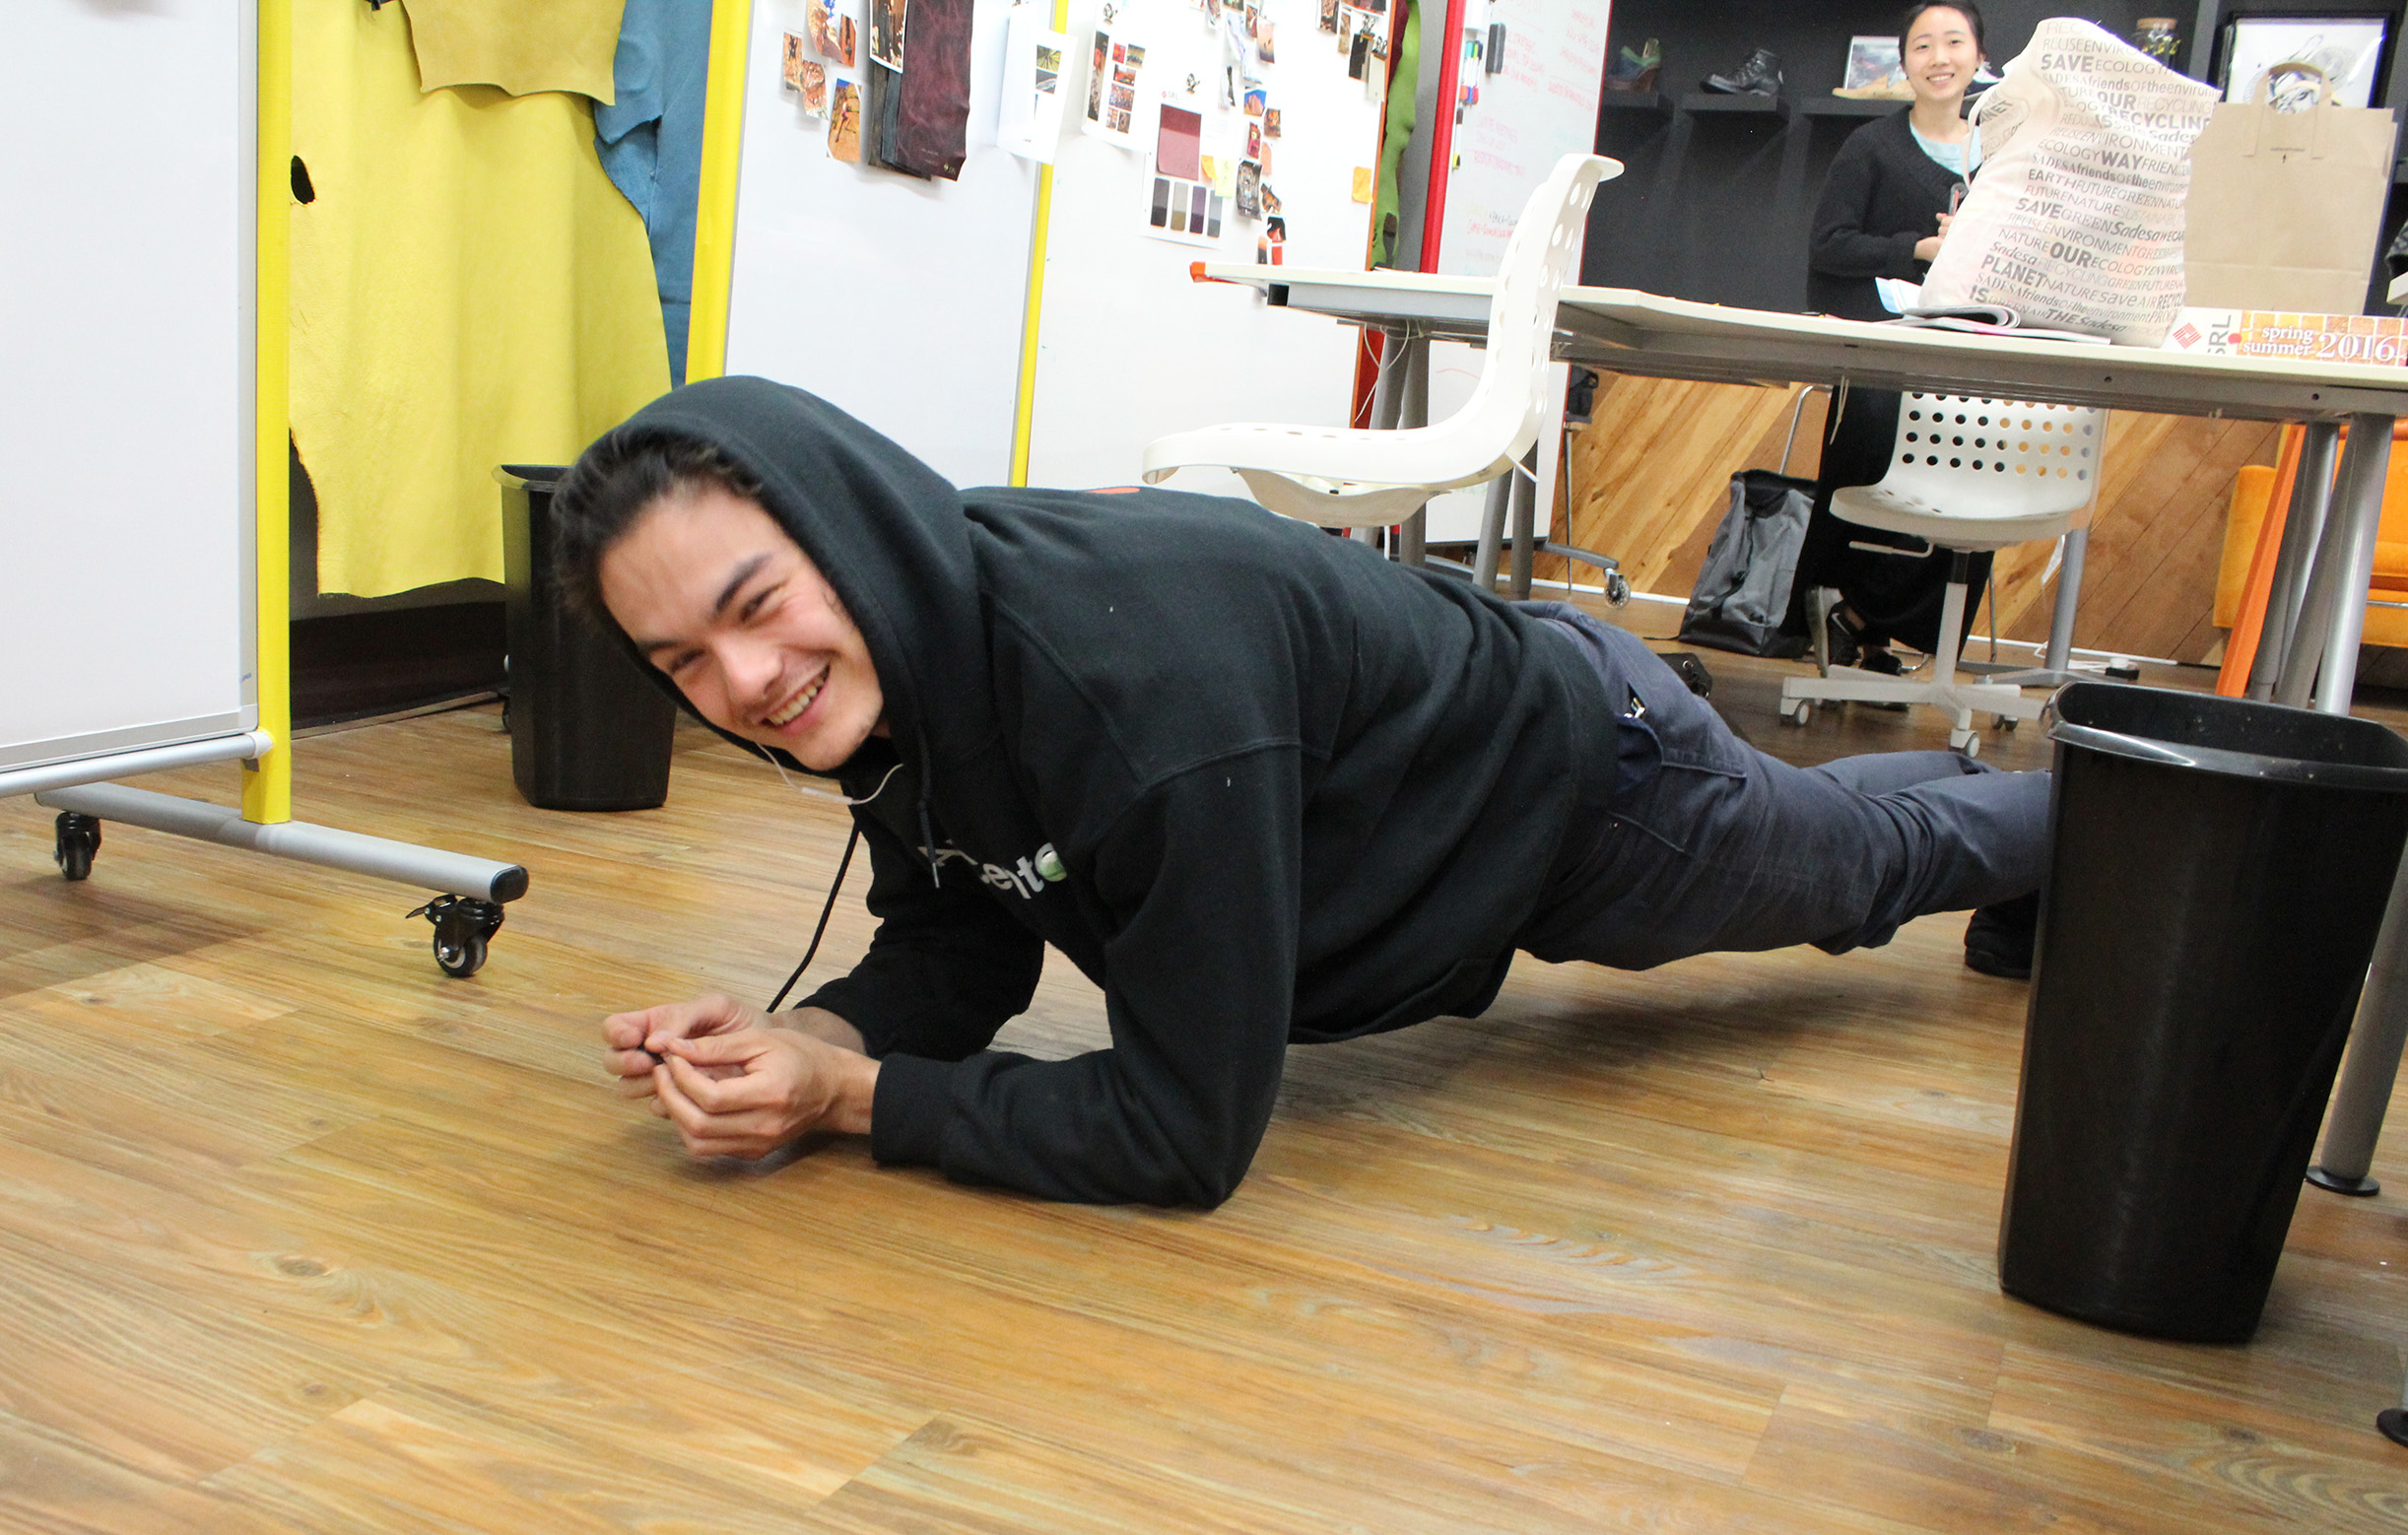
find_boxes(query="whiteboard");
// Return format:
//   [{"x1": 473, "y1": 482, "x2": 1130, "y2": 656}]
[
  {"x1": 723, "y1": 0, "x2": 1040, "y2": 488},
  {"x1": 1027, "y1": 0, "x2": 1386, "y2": 493},
  {"x1": 1, "y1": 0, "x2": 256, "y2": 772},
  {"x1": 1416, "y1": 0, "x2": 1607, "y2": 542}
]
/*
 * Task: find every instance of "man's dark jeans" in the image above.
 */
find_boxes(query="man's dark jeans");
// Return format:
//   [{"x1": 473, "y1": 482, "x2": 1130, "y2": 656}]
[{"x1": 1520, "y1": 604, "x2": 2050, "y2": 971}]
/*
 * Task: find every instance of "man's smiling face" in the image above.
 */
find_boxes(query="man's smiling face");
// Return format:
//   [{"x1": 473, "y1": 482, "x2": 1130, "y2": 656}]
[{"x1": 600, "y1": 484, "x2": 887, "y2": 771}]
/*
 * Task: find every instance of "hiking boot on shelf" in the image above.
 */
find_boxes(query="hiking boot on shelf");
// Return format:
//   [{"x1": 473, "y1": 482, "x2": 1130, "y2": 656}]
[
  {"x1": 1703, "y1": 47, "x2": 1782, "y2": 98},
  {"x1": 1604, "y1": 37, "x2": 1660, "y2": 94}
]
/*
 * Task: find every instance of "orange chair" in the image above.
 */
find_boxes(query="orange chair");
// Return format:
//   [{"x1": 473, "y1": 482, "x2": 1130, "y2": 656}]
[{"x1": 2215, "y1": 422, "x2": 2408, "y2": 694}]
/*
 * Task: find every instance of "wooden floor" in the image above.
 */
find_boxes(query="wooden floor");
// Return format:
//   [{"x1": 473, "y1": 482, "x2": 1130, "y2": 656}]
[{"x1": 5, "y1": 635, "x2": 2407, "y2": 1532}]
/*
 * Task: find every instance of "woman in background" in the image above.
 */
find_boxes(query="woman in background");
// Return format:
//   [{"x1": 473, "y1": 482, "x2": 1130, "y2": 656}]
[{"x1": 1798, "y1": 2, "x2": 1989, "y2": 673}]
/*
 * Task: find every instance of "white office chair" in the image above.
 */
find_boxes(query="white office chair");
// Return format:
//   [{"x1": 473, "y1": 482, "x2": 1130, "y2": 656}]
[
  {"x1": 1778, "y1": 394, "x2": 2104, "y2": 756},
  {"x1": 1140, "y1": 152, "x2": 1620, "y2": 533}
]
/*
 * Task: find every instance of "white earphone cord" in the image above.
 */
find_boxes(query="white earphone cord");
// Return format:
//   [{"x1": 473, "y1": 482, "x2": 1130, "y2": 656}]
[{"x1": 769, "y1": 754, "x2": 903, "y2": 807}]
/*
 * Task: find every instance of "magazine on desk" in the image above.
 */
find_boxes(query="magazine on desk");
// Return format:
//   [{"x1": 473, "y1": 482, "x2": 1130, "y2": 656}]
[{"x1": 1885, "y1": 303, "x2": 2116, "y2": 345}]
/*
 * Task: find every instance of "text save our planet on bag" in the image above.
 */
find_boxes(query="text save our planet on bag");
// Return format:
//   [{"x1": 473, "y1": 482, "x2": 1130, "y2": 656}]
[{"x1": 1920, "y1": 18, "x2": 2218, "y2": 346}]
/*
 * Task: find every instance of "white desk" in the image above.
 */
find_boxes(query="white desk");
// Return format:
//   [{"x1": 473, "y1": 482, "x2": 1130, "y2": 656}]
[{"x1": 1201, "y1": 263, "x2": 2408, "y2": 1198}]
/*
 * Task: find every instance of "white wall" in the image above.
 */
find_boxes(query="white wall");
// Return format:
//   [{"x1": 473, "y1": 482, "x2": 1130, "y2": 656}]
[
  {"x1": 1028, "y1": 0, "x2": 1387, "y2": 493},
  {"x1": 723, "y1": 0, "x2": 1040, "y2": 489}
]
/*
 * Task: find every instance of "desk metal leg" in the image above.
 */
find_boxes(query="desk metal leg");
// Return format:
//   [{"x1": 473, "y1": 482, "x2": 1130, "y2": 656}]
[
  {"x1": 2299, "y1": 414, "x2": 2407, "y2": 1200},
  {"x1": 2309, "y1": 845, "x2": 2408, "y2": 1196},
  {"x1": 2278, "y1": 413, "x2": 2392, "y2": 712},
  {"x1": 2249, "y1": 421, "x2": 2340, "y2": 701}
]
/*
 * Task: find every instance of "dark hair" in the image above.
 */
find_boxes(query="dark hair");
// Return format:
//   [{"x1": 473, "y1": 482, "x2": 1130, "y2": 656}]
[
  {"x1": 1900, "y1": 1, "x2": 1983, "y2": 53},
  {"x1": 551, "y1": 431, "x2": 766, "y2": 623}
]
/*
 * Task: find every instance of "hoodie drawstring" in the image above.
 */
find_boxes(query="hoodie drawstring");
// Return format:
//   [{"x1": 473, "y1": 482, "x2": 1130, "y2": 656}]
[{"x1": 916, "y1": 729, "x2": 942, "y2": 887}]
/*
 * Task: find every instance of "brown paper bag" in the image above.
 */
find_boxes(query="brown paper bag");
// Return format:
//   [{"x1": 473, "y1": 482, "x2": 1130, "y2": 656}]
[{"x1": 2184, "y1": 63, "x2": 2396, "y2": 315}]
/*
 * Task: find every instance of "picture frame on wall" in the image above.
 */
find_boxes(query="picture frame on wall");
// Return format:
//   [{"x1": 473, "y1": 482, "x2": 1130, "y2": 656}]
[{"x1": 2221, "y1": 15, "x2": 2390, "y2": 108}]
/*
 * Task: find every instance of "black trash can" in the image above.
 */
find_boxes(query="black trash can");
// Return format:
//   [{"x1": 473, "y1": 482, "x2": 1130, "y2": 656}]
[
  {"x1": 498, "y1": 465, "x2": 677, "y2": 811},
  {"x1": 1999, "y1": 683, "x2": 2408, "y2": 1342}
]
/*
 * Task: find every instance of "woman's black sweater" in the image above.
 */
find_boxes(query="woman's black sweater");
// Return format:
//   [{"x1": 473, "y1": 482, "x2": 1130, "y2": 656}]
[{"x1": 1807, "y1": 108, "x2": 1966, "y2": 322}]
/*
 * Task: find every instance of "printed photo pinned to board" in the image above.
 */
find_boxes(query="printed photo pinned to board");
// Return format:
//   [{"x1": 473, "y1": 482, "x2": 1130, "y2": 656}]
[
  {"x1": 1243, "y1": 86, "x2": 1266, "y2": 116},
  {"x1": 1144, "y1": 103, "x2": 1228, "y2": 246},
  {"x1": 870, "y1": 0, "x2": 906, "y2": 70},
  {"x1": 1319, "y1": 0, "x2": 1339, "y2": 33},
  {"x1": 1263, "y1": 105, "x2": 1280, "y2": 137},
  {"x1": 1256, "y1": 19, "x2": 1275, "y2": 62},
  {"x1": 829, "y1": 76, "x2": 863, "y2": 161},
  {"x1": 997, "y1": 5, "x2": 1070, "y2": 163},
  {"x1": 1236, "y1": 158, "x2": 1261, "y2": 218},
  {"x1": 1081, "y1": 7, "x2": 1147, "y2": 149},
  {"x1": 1257, "y1": 214, "x2": 1286, "y2": 265},
  {"x1": 810, "y1": 0, "x2": 857, "y2": 68},
  {"x1": 800, "y1": 59, "x2": 830, "y2": 114},
  {"x1": 1352, "y1": 165, "x2": 1373, "y2": 202},
  {"x1": 783, "y1": 32, "x2": 811, "y2": 92}
]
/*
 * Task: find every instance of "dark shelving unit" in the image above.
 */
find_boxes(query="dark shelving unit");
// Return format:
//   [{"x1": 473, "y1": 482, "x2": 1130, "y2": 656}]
[
  {"x1": 1798, "y1": 96, "x2": 1906, "y2": 117},
  {"x1": 1597, "y1": 91, "x2": 1674, "y2": 114},
  {"x1": 1682, "y1": 91, "x2": 1793, "y2": 118}
]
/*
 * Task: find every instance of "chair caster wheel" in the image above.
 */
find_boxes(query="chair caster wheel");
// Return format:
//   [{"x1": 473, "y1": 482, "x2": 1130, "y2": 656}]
[
  {"x1": 407, "y1": 894, "x2": 506, "y2": 978},
  {"x1": 1781, "y1": 699, "x2": 1812, "y2": 726},
  {"x1": 1950, "y1": 728, "x2": 1980, "y2": 758},
  {"x1": 1998, "y1": 715, "x2": 2019, "y2": 732},
  {"x1": 53, "y1": 812, "x2": 100, "y2": 882}
]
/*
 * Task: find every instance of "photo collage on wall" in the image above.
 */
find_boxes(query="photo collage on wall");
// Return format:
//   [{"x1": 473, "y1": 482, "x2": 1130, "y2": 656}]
[
  {"x1": 998, "y1": 4, "x2": 1072, "y2": 163},
  {"x1": 1085, "y1": 21, "x2": 1148, "y2": 146},
  {"x1": 783, "y1": 0, "x2": 857, "y2": 145},
  {"x1": 1147, "y1": 103, "x2": 1226, "y2": 244},
  {"x1": 1107, "y1": 0, "x2": 1388, "y2": 258},
  {"x1": 782, "y1": 0, "x2": 975, "y2": 181}
]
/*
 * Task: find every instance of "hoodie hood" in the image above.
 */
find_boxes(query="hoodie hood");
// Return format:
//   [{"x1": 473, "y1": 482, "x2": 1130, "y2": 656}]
[{"x1": 579, "y1": 376, "x2": 994, "y2": 788}]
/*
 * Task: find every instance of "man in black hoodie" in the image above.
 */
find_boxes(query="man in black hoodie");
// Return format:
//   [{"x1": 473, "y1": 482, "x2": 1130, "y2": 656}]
[{"x1": 562, "y1": 378, "x2": 2048, "y2": 1207}]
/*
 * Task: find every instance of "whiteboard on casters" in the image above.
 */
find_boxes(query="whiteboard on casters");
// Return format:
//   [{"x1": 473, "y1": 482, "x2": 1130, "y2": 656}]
[
  {"x1": 723, "y1": 0, "x2": 1040, "y2": 489},
  {"x1": 1028, "y1": 0, "x2": 1385, "y2": 493},
  {"x1": 1, "y1": 0, "x2": 255, "y2": 773}
]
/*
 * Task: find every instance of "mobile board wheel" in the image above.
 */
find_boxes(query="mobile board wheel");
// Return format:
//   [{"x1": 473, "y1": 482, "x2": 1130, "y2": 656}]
[
  {"x1": 1604, "y1": 571, "x2": 1632, "y2": 607},
  {"x1": 405, "y1": 893, "x2": 507, "y2": 979},
  {"x1": 434, "y1": 924, "x2": 489, "y2": 978},
  {"x1": 1950, "y1": 727, "x2": 1981, "y2": 759},
  {"x1": 1999, "y1": 715, "x2": 2019, "y2": 732},
  {"x1": 53, "y1": 812, "x2": 100, "y2": 882},
  {"x1": 1781, "y1": 698, "x2": 1812, "y2": 727}
]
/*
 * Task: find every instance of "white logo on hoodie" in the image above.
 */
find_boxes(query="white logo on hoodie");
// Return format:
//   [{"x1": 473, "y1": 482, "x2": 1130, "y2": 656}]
[{"x1": 939, "y1": 841, "x2": 1067, "y2": 901}]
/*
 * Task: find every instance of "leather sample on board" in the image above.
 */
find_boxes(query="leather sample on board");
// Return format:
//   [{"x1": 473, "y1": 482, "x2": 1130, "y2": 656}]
[
  {"x1": 892, "y1": 0, "x2": 972, "y2": 181},
  {"x1": 399, "y1": 0, "x2": 624, "y2": 102},
  {"x1": 294, "y1": 0, "x2": 668, "y2": 595}
]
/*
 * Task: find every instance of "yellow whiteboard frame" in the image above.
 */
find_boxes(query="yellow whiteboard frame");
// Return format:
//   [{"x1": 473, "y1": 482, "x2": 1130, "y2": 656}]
[
  {"x1": 686, "y1": 0, "x2": 753, "y2": 383},
  {"x1": 244, "y1": 0, "x2": 292, "y2": 824}
]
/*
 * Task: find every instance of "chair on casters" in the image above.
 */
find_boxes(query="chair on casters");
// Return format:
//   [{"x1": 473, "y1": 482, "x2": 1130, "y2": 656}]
[
  {"x1": 1140, "y1": 152, "x2": 1621, "y2": 588},
  {"x1": 1778, "y1": 393, "x2": 2104, "y2": 757}
]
